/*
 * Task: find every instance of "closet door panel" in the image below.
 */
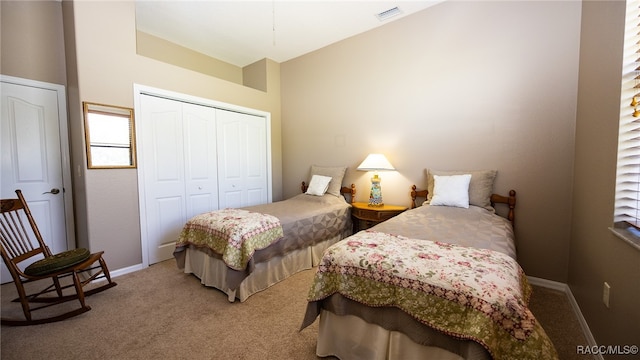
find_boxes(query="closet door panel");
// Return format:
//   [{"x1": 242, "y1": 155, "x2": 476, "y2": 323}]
[
  {"x1": 243, "y1": 114, "x2": 269, "y2": 206},
  {"x1": 218, "y1": 118, "x2": 242, "y2": 182},
  {"x1": 183, "y1": 102, "x2": 218, "y2": 218},
  {"x1": 217, "y1": 116, "x2": 243, "y2": 208},
  {"x1": 139, "y1": 95, "x2": 186, "y2": 264},
  {"x1": 217, "y1": 109, "x2": 269, "y2": 208},
  {"x1": 221, "y1": 191, "x2": 243, "y2": 209}
]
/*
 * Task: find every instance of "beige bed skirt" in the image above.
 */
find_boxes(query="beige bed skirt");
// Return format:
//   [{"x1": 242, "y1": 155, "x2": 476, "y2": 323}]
[
  {"x1": 182, "y1": 234, "x2": 341, "y2": 302},
  {"x1": 317, "y1": 310, "x2": 490, "y2": 360}
]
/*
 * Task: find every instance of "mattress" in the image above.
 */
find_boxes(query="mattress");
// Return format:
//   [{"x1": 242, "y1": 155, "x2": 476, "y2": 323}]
[{"x1": 371, "y1": 204, "x2": 516, "y2": 259}]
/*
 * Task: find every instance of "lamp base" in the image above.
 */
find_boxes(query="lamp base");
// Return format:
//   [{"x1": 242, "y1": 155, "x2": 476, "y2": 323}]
[{"x1": 368, "y1": 175, "x2": 384, "y2": 207}]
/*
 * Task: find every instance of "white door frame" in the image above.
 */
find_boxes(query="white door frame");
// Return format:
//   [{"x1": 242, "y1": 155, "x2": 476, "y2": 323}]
[
  {"x1": 133, "y1": 84, "x2": 272, "y2": 268},
  {"x1": 0, "y1": 75, "x2": 76, "y2": 251}
]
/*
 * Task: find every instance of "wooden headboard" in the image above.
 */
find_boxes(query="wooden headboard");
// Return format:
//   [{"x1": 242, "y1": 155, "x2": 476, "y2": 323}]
[
  {"x1": 301, "y1": 181, "x2": 356, "y2": 204},
  {"x1": 410, "y1": 185, "x2": 517, "y2": 225}
]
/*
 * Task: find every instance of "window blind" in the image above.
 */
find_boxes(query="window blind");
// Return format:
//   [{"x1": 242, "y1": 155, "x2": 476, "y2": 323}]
[{"x1": 615, "y1": 0, "x2": 640, "y2": 228}]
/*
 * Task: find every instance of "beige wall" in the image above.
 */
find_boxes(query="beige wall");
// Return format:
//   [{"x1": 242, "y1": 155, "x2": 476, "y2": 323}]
[
  {"x1": 136, "y1": 31, "x2": 243, "y2": 85},
  {"x1": 282, "y1": 0, "x2": 580, "y2": 282},
  {"x1": 243, "y1": 58, "x2": 268, "y2": 92},
  {"x1": 1, "y1": 1, "x2": 67, "y2": 84},
  {"x1": 571, "y1": 0, "x2": 640, "y2": 349}
]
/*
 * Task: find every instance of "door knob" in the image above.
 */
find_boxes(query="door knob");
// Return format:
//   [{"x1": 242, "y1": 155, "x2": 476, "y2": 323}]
[{"x1": 43, "y1": 188, "x2": 60, "y2": 195}]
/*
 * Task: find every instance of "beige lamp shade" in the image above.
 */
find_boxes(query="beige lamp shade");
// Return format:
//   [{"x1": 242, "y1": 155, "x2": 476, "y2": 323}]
[{"x1": 356, "y1": 154, "x2": 395, "y2": 171}]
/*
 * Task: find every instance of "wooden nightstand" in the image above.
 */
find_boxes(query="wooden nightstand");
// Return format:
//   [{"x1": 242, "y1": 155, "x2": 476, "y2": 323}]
[{"x1": 351, "y1": 202, "x2": 408, "y2": 232}]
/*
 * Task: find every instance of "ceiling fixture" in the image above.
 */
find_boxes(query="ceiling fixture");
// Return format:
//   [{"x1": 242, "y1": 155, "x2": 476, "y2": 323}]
[{"x1": 376, "y1": 6, "x2": 403, "y2": 21}]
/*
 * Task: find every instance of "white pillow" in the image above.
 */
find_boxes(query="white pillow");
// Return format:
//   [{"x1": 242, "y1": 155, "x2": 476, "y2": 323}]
[
  {"x1": 430, "y1": 174, "x2": 472, "y2": 208},
  {"x1": 426, "y1": 169, "x2": 497, "y2": 210},
  {"x1": 310, "y1": 165, "x2": 347, "y2": 197},
  {"x1": 306, "y1": 175, "x2": 332, "y2": 196}
]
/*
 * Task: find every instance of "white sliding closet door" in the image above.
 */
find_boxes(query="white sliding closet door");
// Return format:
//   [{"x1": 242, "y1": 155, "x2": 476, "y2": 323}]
[
  {"x1": 217, "y1": 109, "x2": 269, "y2": 208},
  {"x1": 136, "y1": 86, "x2": 272, "y2": 267},
  {"x1": 183, "y1": 104, "x2": 219, "y2": 218},
  {"x1": 139, "y1": 95, "x2": 218, "y2": 264}
]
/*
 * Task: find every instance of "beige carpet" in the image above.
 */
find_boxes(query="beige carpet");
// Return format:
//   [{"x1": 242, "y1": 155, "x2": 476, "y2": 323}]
[{"x1": 1, "y1": 260, "x2": 590, "y2": 359}]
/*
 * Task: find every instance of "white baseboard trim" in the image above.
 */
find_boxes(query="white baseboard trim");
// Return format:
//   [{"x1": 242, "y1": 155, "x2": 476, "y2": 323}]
[
  {"x1": 87, "y1": 263, "x2": 145, "y2": 288},
  {"x1": 109, "y1": 263, "x2": 145, "y2": 279},
  {"x1": 527, "y1": 276, "x2": 603, "y2": 360},
  {"x1": 527, "y1": 276, "x2": 566, "y2": 291}
]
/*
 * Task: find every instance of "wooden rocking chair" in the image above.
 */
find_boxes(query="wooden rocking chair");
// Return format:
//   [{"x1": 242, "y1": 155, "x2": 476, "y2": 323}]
[{"x1": 0, "y1": 190, "x2": 117, "y2": 326}]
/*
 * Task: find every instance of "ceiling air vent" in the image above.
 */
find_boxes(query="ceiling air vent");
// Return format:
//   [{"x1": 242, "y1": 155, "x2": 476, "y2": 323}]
[{"x1": 376, "y1": 6, "x2": 402, "y2": 21}]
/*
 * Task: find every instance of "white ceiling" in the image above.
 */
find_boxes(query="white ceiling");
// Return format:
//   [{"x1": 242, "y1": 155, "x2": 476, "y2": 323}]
[{"x1": 135, "y1": 1, "x2": 443, "y2": 67}]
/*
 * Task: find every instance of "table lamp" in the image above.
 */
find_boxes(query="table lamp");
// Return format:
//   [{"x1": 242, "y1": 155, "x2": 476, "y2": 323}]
[{"x1": 357, "y1": 153, "x2": 395, "y2": 206}]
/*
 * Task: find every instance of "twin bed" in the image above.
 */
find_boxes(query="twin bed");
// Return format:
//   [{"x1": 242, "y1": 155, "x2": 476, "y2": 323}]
[
  {"x1": 173, "y1": 167, "x2": 557, "y2": 359},
  {"x1": 301, "y1": 169, "x2": 558, "y2": 360},
  {"x1": 173, "y1": 166, "x2": 354, "y2": 302}
]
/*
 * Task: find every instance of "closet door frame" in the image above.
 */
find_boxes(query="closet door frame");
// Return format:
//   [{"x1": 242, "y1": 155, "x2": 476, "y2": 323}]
[{"x1": 133, "y1": 84, "x2": 272, "y2": 268}]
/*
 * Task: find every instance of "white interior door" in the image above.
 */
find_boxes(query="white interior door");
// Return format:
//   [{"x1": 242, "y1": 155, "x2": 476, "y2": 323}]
[
  {"x1": 139, "y1": 95, "x2": 218, "y2": 264},
  {"x1": 1, "y1": 79, "x2": 71, "y2": 283},
  {"x1": 217, "y1": 109, "x2": 268, "y2": 208}
]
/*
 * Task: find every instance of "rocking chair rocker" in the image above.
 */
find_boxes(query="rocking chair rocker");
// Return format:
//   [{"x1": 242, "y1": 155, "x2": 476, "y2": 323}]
[{"x1": 1, "y1": 190, "x2": 117, "y2": 326}]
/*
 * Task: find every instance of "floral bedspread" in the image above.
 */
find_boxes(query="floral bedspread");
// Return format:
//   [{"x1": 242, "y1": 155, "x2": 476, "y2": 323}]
[
  {"x1": 175, "y1": 208, "x2": 284, "y2": 270},
  {"x1": 306, "y1": 230, "x2": 558, "y2": 360}
]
